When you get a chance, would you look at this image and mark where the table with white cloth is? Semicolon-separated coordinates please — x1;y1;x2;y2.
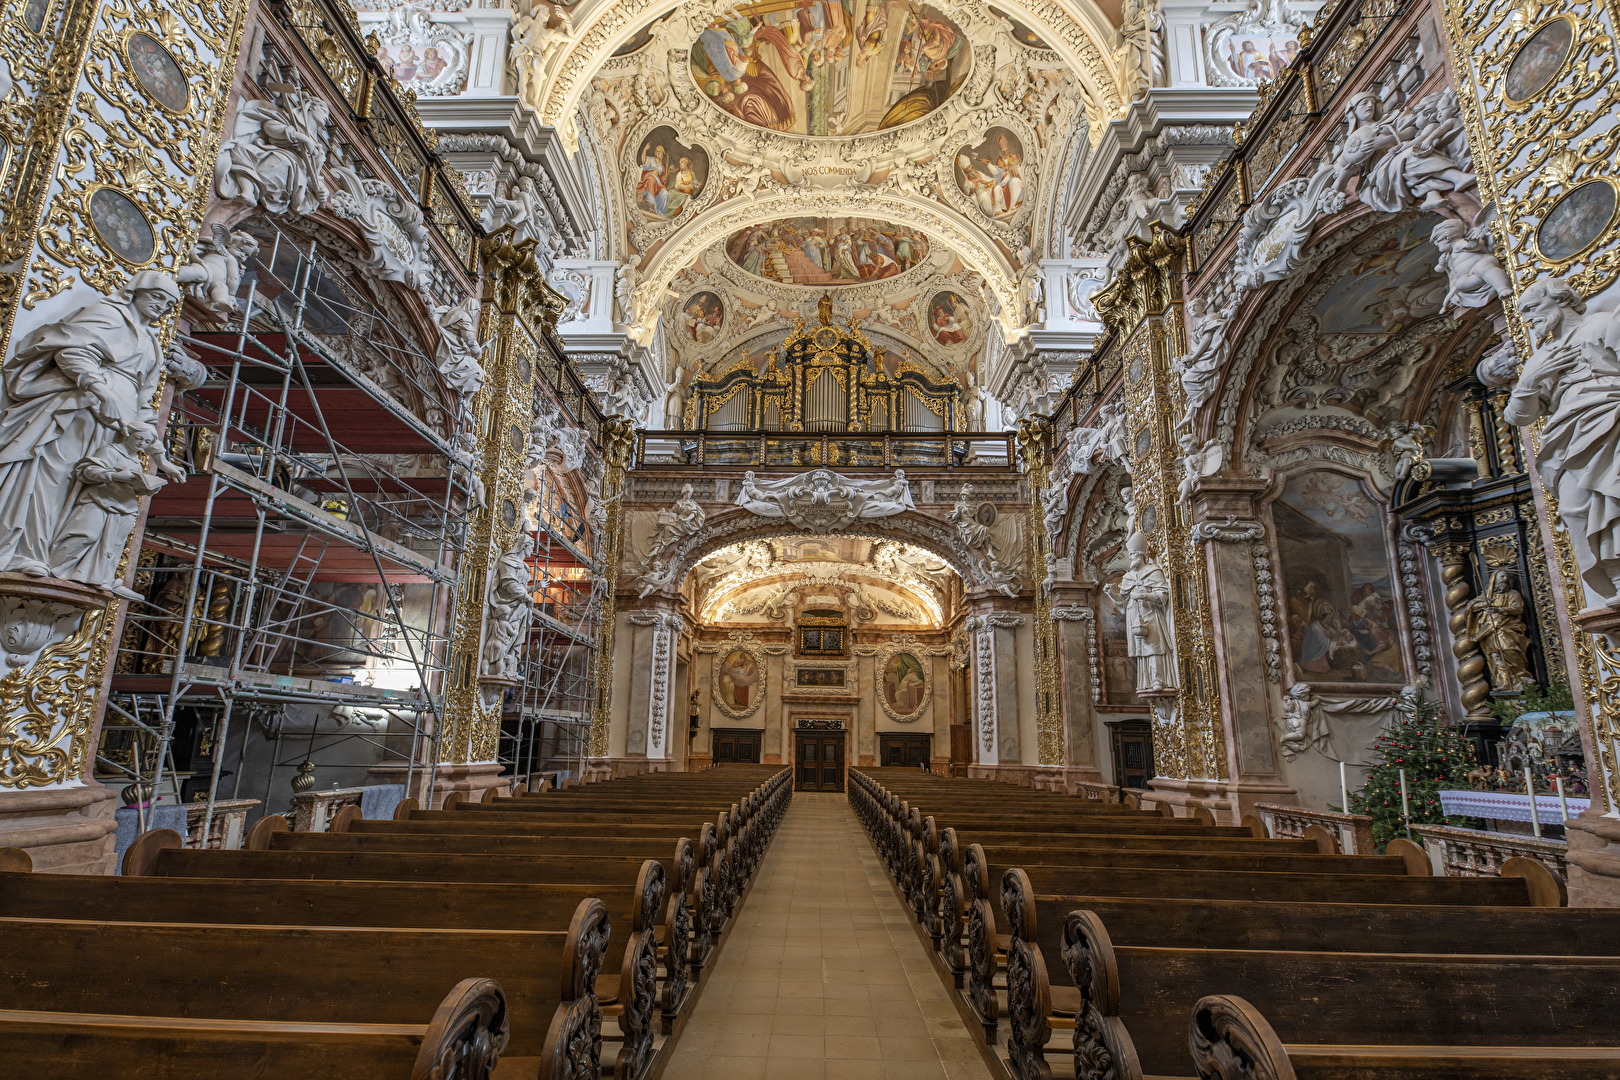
1437;788;1589;824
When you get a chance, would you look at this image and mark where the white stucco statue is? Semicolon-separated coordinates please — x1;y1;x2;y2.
1116;0;1165;102
1277;682;1328;759
0;271;182;588
1504;278;1620;605
1173;295;1234;423
1176;434;1223;499
647;483;706;558
664;366;691;428
1066;400;1129;474
736;468;914;531
176;224;260;314
1330;92;1396;193
53;425;185;599
214;89;331;217
948;482;1017;596
1431;220;1511;312
1104;531;1177;694
1384;420;1430;481
481;180;529;239
1358;88;1474;214
528;395;588;473
1111;173;1169;248
433;298;486;397
481;532;534;680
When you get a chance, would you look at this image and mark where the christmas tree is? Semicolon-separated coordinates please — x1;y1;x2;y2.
1348;691;1475;851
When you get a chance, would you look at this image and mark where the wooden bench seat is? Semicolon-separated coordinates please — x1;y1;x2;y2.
1192;996;1620;1080
1000;874;1618;1080
121;836;665;1070
0;980;509;1080
0;910;609;1078
1056;925;1620;1080
331;816;733;949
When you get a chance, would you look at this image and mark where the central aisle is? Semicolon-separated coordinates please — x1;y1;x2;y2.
664;792;994;1080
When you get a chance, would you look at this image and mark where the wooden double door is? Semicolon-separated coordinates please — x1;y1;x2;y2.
712;729;761;764
878;733;932;768
795;732;845;791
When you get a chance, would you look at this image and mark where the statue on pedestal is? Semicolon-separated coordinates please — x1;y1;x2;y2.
0;272;183;590
1105;532;1178;695
1466;570;1533;691
1503;277;1620;606
481;533;534;680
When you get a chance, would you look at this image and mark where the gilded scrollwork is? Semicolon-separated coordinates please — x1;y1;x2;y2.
0;597;111;787
1444;0;1620;811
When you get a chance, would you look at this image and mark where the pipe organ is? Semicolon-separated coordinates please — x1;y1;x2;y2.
689;297;962;433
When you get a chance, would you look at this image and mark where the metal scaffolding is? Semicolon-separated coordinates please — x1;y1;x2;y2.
100;217;478;838
502;428;605;784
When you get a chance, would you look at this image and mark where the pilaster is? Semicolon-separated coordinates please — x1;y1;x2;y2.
0;0;250;869
1442;0;1620;903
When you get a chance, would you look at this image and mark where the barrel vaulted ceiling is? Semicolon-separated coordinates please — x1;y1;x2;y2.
519;0;1123;392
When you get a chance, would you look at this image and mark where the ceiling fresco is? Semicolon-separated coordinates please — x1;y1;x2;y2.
1241;217;1465;445
573;0;1116;366
690;1;971;137
725;216;932;285
688;536;953;624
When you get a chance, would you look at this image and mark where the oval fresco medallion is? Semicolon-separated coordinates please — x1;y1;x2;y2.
690;1;970;136
1504;16;1576;105
1538;178;1618;263
634;126;709;221
127;32;190;112
718;648;762;713
88;187;155;265
683;291;725;344
928;291;970;346
954;127;1027;220
726;216;929;286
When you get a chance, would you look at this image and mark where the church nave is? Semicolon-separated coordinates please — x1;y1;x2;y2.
666;794;992;1080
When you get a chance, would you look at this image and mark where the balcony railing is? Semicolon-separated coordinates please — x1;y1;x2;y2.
633;430;1018;470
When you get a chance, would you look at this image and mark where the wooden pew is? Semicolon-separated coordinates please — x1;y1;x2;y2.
0;903;609;1079
1;978;509;1080
1;858;693;1031
122;831;663;1073
1189;992;1620;1080
1056;914;1620;1079
268;816;721;976
999;868;1616;1080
